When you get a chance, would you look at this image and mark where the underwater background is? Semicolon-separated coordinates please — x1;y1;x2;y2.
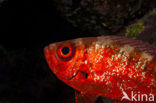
0;0;156;103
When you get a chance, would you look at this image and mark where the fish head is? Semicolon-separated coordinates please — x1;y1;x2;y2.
44;38;90;83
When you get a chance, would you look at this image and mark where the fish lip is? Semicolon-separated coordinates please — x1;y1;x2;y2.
65;70;80;80
67;70;89;80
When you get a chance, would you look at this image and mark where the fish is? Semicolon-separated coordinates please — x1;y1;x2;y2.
44;36;156;103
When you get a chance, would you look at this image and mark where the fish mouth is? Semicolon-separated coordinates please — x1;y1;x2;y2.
65;70;80;80
67;70;89;80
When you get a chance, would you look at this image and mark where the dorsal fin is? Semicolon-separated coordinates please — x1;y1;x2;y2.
103;36;156;56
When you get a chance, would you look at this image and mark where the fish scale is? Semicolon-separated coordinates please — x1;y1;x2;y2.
44;36;156;103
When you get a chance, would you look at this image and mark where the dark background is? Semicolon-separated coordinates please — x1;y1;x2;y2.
0;0;89;50
0;0;156;103
0;0;80;103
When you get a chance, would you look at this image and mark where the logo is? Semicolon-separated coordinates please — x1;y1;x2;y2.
120;87;154;102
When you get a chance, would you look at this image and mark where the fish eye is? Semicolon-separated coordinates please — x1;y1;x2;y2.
61;47;70;55
56;43;75;61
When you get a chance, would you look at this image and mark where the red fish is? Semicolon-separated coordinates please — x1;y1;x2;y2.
44;36;156;103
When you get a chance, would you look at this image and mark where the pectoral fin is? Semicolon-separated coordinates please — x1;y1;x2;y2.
75;91;99;103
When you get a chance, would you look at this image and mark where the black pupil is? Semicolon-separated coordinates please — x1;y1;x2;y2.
61;47;70;55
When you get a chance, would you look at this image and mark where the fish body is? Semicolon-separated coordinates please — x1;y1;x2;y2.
44;36;156;102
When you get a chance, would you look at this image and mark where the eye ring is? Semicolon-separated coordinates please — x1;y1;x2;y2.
56;43;75;61
60;46;71;57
